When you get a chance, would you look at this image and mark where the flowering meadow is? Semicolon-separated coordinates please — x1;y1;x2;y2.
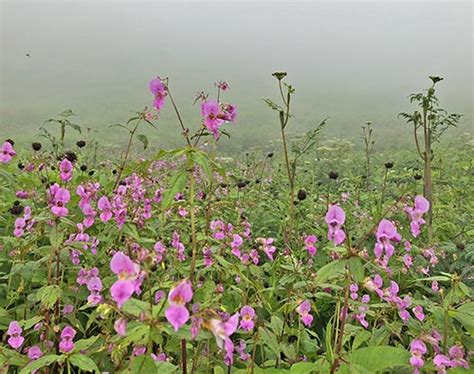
0;74;473;374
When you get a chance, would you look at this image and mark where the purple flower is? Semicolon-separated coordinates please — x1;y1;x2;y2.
98;196;113;222
165;281;193;331
27;345;43;361
412;305;425;321
350;283;359;300
0;141;16;163
257;237;276;261
114;318;127;336
149;78;167;113
405;196;429;237
59;158;73;182
201;100;224;140
239;306;255;332
409;339;427;371
7;321;24;350
296;300;313;327
374;219;401;259
49;184;70;217
304;235;318;257
207;312;239;366
325;205;346;245
59;326;76;353
109;252;142;308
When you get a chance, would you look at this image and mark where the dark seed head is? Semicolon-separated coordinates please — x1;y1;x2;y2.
80;165;87;171
288;335;298;343
267;152;274;158
18;163;24;170
255;178;261;184
456;243;465;250
385;161;394;169
32;142;42;151
237;180;246;189
219;183;228;188
64;152;77;163
76;140;86;148
88;170;95;176
112;169;117;175
329;171;338;180
5;139;14;146
297;189;307;200
10;204;24;215
414;174;422;180
13;200;20;206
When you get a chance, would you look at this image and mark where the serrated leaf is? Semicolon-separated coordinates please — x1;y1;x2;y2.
69;354;99;373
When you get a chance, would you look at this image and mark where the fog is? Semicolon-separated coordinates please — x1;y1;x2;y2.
1;0;472;151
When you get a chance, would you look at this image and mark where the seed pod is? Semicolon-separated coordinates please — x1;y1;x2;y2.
297;189;307;200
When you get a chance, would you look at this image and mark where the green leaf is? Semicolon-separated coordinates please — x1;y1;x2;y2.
162;171;187;209
348;257;364;282
348;346;410;371
454;302;474;335
131;355;158;373
155;361;179;373
316;259;346;285
37;285;62;309
73;335;100;352
20;355;59;374
137;134;149;150
290;362;322;373
259;327;280;358
69;354;99;373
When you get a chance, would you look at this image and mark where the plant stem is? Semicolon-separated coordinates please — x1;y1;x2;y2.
181;339;187;374
188;157;198;284
113;119;141;189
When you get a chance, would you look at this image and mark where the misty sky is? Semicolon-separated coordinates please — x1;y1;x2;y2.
0;0;472;149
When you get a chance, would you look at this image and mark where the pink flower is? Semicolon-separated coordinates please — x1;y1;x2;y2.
364;274;384;298
237;340;251;361
412;305;425;321
165;281;193;331
191;316;203;340
50;184;70;217
114;318;127;336
449;345;469;369
27;345;43;361
0;141;16;163
201;100;224;140
207;312;239;366
239;306;255;331
98;196;113;222
296;300;313;327
59;326;76;353
109;252;142;308
257;237;276;261
374;219;401;259
405;196;429;237
409;339;427;371
149;77;167;113
7;321;24;350
350;283;359;300
304;235;318;256
325;205;346;245
433;354;452;372
59;158;73;182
